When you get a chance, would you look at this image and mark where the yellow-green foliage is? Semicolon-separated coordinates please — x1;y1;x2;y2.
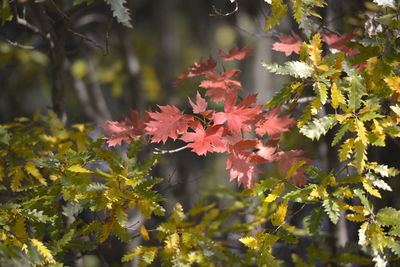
0;112;164;265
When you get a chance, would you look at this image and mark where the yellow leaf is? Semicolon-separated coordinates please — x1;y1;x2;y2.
239;236;259;249
0;164;4;182
372;119;384;135
336;200;350;210
0;230;7;240
331;83;346;109
165;233;180;252
339;138;355;162
11;166;24;192
362;179;381;198
72;124;85;132
25;162;47;185
335;113;352;123
310;186;327;199
384;76;400;93
67;165;93;173
297;98;321;128
140;225;150;241
286;161;306;178
331;53;344;82
181;232;195;247
317;64;329;71
31;238;55;263
355;119;368;145
263;233;280;245
349;205;370;216
15;217;29;239
310;97;321;115
272;200;288;226
346;213;366;222
122;246;144;262
354;139;367;173
316;82;328;104
308;33;322;66
264;183;285;203
98;221;114;243
358;222;369;246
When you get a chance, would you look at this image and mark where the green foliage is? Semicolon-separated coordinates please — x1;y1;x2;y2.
0;112;163;265
299;116;338;140
264;0;288;30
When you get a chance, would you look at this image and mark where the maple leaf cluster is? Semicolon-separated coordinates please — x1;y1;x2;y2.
272;31;359;56
102;46;312;188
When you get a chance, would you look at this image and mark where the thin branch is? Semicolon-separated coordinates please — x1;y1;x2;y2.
50;0;69;20
280;96;317;110
104;19;112;56
234;23;276;39
4;38;34;49
125;220;141;230
14;15;47;39
67;28;107;55
153;146;189;155
210;0;238;17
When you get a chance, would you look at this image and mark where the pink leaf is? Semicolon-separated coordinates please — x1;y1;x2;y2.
101;110;147;147
255;107;294;138
175;56;217;86
227;154;260;189
213;91;263;133
218;45;253;61
272;32;302;56
276;150;312;186
226;139;260;189
201;70;242;102
255;140;279;163
189;91;208;114
322;32;359;56
180;121;225;155
145;105;193;143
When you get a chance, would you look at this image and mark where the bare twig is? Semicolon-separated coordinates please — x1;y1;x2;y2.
153;146;189;155
13;9;47;39
210;0;238;17
67;28;107;55
33;4;66;120
50;0;69;20
280;96;317;110
4;38;34;49
104;19;112;56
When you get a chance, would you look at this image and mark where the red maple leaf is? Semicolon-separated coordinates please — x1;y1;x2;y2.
101;110;148;147
145;105;193;143
276;150;312;186
213;91;262;133
226;139;261;189
201;70;242;102
322;32;359;56
218;45;253;61
272;32;302;56
180;121;225;155
188;56;217;77
255;140;279;163
255;107;294;138
175;56;217;86
188;91;208;115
